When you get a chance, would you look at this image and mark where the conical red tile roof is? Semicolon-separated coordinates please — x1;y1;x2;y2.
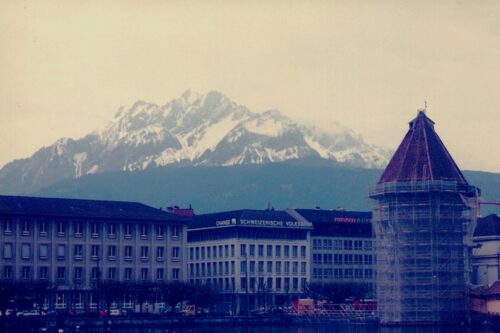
378;111;468;185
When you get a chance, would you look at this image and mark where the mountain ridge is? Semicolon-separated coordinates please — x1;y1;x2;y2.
0;90;390;194
30;158;500;215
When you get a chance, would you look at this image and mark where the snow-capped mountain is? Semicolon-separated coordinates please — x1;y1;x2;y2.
0;90;391;194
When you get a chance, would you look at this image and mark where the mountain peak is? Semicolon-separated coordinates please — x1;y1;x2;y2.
0;89;391;194
202;90;234;109
180;89;203;105
262;109;284;117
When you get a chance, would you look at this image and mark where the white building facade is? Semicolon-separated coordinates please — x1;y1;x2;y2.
472;214;500;287
187;210;312;314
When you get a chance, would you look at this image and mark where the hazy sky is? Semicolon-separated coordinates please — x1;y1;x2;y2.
1;1;499;173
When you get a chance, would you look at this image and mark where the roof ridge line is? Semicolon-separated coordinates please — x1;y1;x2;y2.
431;125;467;183
396;123;415;181
421;117;434;181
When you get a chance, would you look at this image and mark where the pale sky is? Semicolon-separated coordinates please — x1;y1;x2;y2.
1;1;499;173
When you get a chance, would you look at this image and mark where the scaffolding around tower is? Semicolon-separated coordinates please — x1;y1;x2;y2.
370;178;478;325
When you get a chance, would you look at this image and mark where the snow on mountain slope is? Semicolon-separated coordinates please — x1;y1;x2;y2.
240;110;289;137
197;110;319;165
179;112;246;160
73;152;87;178
300;122;388;166
0;89;391;194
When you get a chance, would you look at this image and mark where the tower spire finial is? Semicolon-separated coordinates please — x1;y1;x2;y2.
417;100;427;115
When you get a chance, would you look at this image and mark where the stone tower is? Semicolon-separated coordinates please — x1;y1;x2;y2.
369;111;477;324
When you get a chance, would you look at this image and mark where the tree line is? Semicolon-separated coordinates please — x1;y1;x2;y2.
0;279;220;313
94;280;220;313
0;280;53;314
305;282;373;303
0;279;373;314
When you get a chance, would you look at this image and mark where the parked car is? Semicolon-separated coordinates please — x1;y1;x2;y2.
16;310;41;317
109;309;123;316
23;310;44;317
181;305;196;316
0;309;15;317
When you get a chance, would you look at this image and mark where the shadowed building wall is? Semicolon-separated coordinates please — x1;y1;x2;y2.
0;195;188;310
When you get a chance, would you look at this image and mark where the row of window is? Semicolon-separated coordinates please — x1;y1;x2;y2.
240;260;307;275
49;292;134;310
240;244;307;258
312;239;372;251
188;260;308;278
190;261;235;277
312;253;373;265
189;244;308;261
189;276;307;292
1;219;181;239
240;276;306;291
312;268;373;279
2;243;180;262
193;277;236;291
1;265;180;281
189;244;235;260
189;229;308;242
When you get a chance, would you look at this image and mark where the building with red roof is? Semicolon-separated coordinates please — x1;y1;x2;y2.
470;280;500;316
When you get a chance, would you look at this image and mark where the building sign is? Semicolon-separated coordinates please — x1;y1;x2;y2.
212;218;312;228
332;217;371;223
215;218;237;226
239;219;312;228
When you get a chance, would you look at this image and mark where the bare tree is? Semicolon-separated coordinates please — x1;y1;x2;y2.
305;282;372;303
159;281;190;313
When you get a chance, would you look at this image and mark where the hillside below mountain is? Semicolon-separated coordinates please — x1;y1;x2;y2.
0;90;390;194
31;159;500;215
